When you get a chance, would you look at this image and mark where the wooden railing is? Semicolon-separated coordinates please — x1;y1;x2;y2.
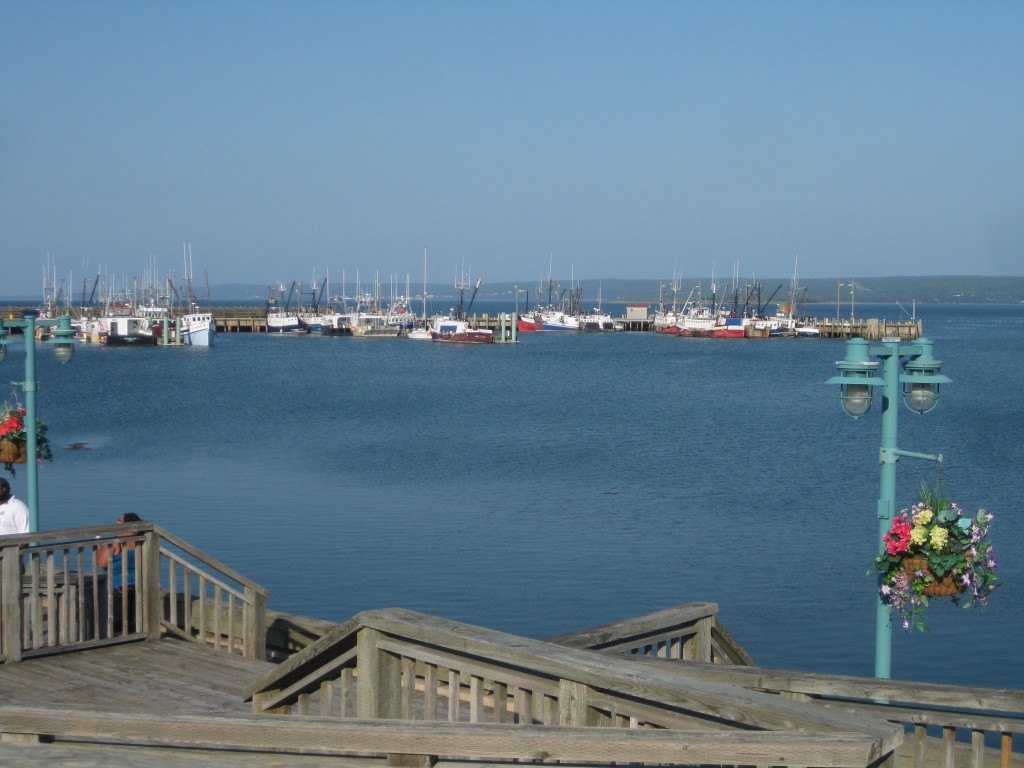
619;657;1024;768
244;607;902;768
0;523;268;662
0;706;900;767
546;600;756;665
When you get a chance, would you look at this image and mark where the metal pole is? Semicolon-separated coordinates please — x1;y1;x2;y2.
24;314;39;532
874;340;900;678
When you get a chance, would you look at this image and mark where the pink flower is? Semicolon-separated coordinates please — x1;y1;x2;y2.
884;516;912;555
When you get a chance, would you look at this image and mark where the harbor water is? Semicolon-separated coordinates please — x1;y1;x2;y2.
12;302;1024;689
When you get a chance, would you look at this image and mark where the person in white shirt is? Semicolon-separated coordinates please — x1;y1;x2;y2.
0;477;30;535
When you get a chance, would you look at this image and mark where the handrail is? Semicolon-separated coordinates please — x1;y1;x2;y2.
620;657;1024;765
245;607;903;768
154;524;269;598
0;705;894;767
0;523;268;663
546;601;756;665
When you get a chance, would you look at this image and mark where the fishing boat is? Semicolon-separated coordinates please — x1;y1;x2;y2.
538;309;579;331
351;313;405;338
93;312;159;345
267;307;305;334
266;283;306;334
652;278;683;334
516;311;542;332
429;272;493;343
428;315;493;343
578;310;620;332
180;308;216;346
709;317;746;338
177;246;216;345
578;285;619;331
320;312;354;336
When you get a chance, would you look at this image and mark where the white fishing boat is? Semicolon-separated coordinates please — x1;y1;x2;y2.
180;308;216;346
267;307;305;334
319;312;354;336
94;312;158;345
266;283;306;334
178;245;216;345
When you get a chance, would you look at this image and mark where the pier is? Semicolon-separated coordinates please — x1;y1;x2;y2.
2;306;924;339
207;308;921;339
1;523;1021;766
212;309;922;339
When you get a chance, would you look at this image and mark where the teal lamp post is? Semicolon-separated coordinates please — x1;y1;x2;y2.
0;310;77;532
827;336;951;679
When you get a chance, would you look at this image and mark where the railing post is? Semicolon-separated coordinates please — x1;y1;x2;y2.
142;530;161;640
1;544;23;662
356;626;401;719
694;615;713;662
244;585;266;660
559;679;591;726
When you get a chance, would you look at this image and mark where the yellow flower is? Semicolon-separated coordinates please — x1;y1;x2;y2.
914;508;934;526
930;526;949;550
910;526;928;546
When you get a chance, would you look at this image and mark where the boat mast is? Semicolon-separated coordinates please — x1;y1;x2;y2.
421;247;428;324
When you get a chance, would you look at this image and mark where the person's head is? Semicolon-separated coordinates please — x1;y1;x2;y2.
118;512;142;524
0;478;11;504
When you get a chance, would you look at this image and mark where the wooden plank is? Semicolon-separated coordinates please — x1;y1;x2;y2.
0;707;891;767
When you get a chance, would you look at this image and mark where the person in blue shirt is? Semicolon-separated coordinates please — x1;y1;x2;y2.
96;513;142;632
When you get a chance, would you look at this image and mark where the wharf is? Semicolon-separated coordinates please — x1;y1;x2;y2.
1;307;922;339
209;308;921;339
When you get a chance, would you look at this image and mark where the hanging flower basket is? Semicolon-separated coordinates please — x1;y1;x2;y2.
1;403;54;475
874;483;998;633
902;556;964;597
0;440;27;465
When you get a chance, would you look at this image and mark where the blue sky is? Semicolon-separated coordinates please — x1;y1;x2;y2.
2;0;1022;297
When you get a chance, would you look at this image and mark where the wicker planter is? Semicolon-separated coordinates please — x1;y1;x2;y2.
903;556;964;597
0;441;28;464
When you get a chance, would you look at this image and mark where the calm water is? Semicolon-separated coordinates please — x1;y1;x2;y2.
10;303;1023;688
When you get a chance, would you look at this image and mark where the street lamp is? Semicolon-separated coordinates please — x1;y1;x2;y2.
827;336;951;679
0;310;76;532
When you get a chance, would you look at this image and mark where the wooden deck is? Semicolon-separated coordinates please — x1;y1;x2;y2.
0;637;322;766
1;524;1019;768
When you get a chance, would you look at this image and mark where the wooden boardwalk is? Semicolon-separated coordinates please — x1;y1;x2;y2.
0;638;382;766
0;523;1019;768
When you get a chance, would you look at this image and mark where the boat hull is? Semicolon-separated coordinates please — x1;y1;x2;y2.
181;314;215;346
267;313;305;334
104;334;158;346
430;331;494;343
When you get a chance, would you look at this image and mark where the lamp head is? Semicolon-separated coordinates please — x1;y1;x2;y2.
900;338;951;414
826;337;883;419
44;316;77;364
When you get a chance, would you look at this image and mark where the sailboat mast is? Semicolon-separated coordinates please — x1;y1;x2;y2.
421;247;428;323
